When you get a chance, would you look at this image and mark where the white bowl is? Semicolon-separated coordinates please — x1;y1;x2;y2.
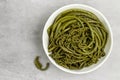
42;4;113;74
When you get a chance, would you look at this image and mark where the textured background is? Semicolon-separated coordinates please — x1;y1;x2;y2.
0;0;119;80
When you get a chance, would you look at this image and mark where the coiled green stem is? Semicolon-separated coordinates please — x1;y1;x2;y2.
34;56;50;71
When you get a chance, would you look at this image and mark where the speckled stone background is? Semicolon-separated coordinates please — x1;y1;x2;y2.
0;0;119;80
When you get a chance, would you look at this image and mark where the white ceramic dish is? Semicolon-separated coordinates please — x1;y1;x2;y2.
42;4;113;74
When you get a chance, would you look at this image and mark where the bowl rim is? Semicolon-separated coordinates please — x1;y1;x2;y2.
42;4;113;74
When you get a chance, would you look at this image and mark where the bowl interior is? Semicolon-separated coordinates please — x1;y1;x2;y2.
42;4;113;74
